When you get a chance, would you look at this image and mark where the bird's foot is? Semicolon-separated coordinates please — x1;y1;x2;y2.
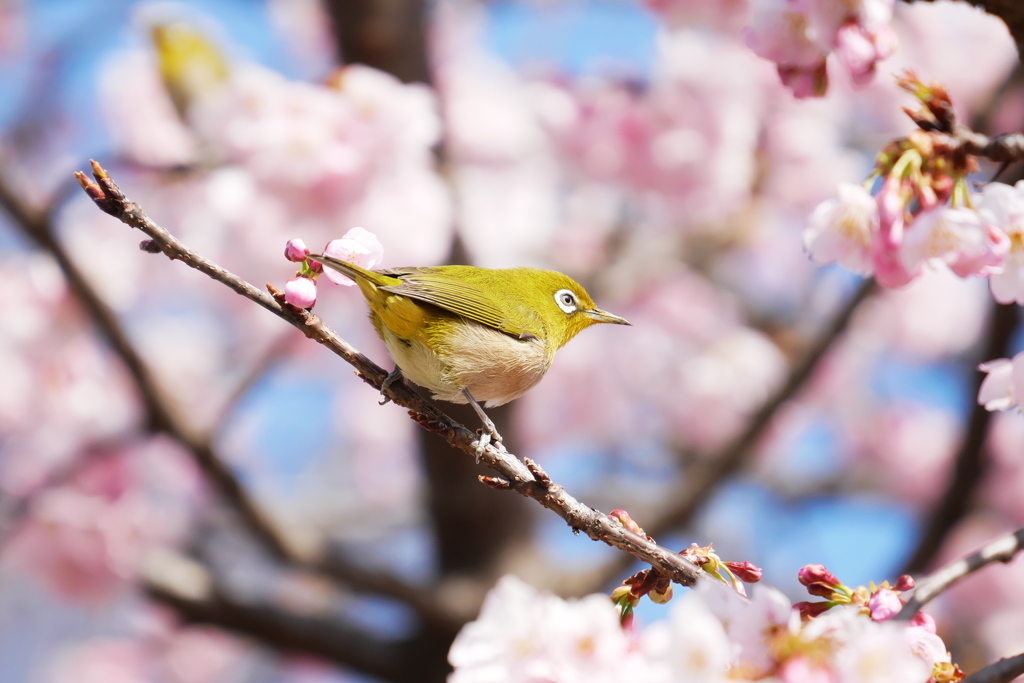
463;388;503;463
379;367;404;405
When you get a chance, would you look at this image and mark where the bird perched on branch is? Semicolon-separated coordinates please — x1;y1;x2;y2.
305;254;631;457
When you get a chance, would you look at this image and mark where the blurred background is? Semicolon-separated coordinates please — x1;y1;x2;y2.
1;0;1023;680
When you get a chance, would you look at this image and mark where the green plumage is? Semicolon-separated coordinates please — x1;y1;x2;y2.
305;253;630;407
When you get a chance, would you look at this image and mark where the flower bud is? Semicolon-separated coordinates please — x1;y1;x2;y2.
284;277;317;309
867;587;902;621
798;564;841;588
911;611;937;633
894;574;915;591
724;561;762;584
285;238;310;262
609;509;645;536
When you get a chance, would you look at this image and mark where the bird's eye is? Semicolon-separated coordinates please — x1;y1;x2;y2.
554;289;577;314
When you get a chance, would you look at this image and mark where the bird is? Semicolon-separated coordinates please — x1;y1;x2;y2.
305;254;631;457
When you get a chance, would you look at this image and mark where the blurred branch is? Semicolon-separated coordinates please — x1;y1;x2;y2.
143;550;440;683
209;329;295;435
0;169;460;633
324;0;431;84
576;278;878;593
902;302;1018;575
0;171;301;565
898;526;1024;618
74;161;703;589
962;652;1024;683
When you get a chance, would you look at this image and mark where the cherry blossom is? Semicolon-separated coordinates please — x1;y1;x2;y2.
977;180;1024;304
804;182;878;273
978;352;1024;412
900;206;1007;278
321;227;385;286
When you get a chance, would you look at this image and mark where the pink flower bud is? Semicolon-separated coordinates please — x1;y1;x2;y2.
284;238;310;262
894;574;915;591
798;564;841;588
867;587;902;621
910;611;937;633
609;509;646;536
724;561;763;583
284;277;317;309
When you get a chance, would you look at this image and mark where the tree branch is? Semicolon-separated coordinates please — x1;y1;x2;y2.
74;161;703;588
898;526;1024;618
142;550;438;683
0;171;301;564
962;652;1024;683
0;168;461;632
576;278;877;592
901;301;1018;575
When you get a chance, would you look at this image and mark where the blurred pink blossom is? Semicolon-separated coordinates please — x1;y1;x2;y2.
978;180;1024;304
448;575;644;683
744;0;829;98
8;487;156;603
978;352;1024;412
744;0;896;96
804;182;878;273
99;51;200;167
47;639;149;683
900;206;1007;278
867;588;902;621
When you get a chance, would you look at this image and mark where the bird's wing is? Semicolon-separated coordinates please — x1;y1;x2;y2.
378;268;531;339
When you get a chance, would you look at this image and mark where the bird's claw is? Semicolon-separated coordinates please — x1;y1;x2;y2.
379;367;403;405
474;425;503;464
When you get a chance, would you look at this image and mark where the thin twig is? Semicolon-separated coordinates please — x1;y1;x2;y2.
0;169;459;629
74;161;703;588
0;172;299;563
961;652;1024;683
142;551;433;683
898;526;1024;618
576;278;877;592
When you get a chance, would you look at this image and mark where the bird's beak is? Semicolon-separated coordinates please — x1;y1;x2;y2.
587;308;632;326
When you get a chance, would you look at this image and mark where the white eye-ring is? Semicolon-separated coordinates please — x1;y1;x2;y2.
554;289;578;314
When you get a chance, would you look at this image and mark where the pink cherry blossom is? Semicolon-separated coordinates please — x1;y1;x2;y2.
873;177;918;288
803;183;878;273
99;51;200;167
642;591;732;683
867;588;902;621
910;611;937;633
744;0;830;97
284;277;317;308
744;0;896;96
978;180;1024;304
448;575;645;683
900;206;1007;278
779;657;832;683
978;351;1024;412
321;227;384;286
